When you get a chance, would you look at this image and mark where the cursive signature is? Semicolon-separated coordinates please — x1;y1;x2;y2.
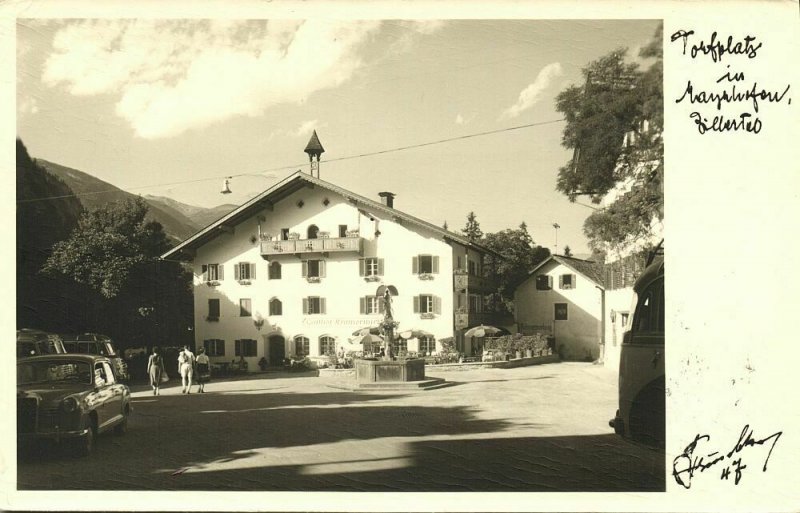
673;425;782;488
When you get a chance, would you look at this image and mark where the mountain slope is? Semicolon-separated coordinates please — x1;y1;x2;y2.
36;159;200;242
145;194;238;230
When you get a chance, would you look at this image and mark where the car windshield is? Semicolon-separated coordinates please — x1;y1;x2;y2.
17;360;92;385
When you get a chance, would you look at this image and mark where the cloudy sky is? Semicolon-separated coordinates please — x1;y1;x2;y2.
17;19;660;254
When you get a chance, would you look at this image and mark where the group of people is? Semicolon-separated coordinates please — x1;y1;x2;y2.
146;345;211;395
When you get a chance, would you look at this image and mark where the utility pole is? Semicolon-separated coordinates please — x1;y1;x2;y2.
552;223;560;255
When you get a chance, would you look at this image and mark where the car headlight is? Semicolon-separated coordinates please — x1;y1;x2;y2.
62;396;79;412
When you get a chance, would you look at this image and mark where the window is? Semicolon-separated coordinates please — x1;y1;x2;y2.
392;338;408;355
281;228;290;240
239;298;252;317
235;262;256;280
359;258;384;277
269;298;282;316
307;224;319;239
203;263;224;281
414;295;441;315
269;261;282;280
633;278;664;333
620;312;630;327
102;362;117;384
204;339;225;356
456;255;463;271
94;363;108;387
339;225;348;238
469;294;482;313
235;339;257;357
468;260;477;276
207;299;220;320
554;303;569;321
536;275;553;290
419;336;436;354
302;259;325;278
360;296;383;315
559;274;576;289
413;255;439;274
319;336;336;356
294;336;310;357
303;297;326;315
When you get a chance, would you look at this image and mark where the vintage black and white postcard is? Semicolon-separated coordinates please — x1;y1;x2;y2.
2;1;798;511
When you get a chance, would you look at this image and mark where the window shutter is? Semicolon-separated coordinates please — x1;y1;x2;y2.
378;298;385;313
234;263;240;280
413;296;420;313
251;264;256;279
302;298;309;314
321;298;327;314
320;260;326;278
359;259;365;276
235;339;241;356
572;274;576;287
202;265;208;281
219;265;224;280
377;258;385;276
558;275;563;288
432;256;439;274
548;276;553;288
434;296;441;315
302;261;308;277
360;297;366;314
412;256;419;274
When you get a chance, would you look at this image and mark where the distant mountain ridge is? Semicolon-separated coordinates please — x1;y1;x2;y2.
36;159;236;242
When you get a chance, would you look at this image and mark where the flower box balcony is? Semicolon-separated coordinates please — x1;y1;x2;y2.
261;236;364;257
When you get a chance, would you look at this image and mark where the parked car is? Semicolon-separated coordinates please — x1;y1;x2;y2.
609;249;665;448
17;354;131;456
17;329;66;358
62;333;130;381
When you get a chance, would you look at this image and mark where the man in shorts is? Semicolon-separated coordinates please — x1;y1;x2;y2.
178;345;195;394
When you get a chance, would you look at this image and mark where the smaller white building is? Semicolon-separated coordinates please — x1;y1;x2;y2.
514;256;605;361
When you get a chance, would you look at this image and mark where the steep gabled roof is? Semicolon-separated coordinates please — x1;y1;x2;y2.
525;254;605;289
161;171;499;260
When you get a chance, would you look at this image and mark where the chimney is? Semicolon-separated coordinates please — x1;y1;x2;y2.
378;192;395;208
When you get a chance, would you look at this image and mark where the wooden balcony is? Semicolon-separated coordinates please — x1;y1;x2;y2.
453;271;496;292
261;236;364;257
454;311;498;330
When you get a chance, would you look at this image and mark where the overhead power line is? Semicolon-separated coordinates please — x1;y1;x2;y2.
16;118;566;205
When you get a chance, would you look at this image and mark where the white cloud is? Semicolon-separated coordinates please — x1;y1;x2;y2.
501;62;563;120
268;119;327;141
42;19;380;139
386;20;446;55
454;113;475;125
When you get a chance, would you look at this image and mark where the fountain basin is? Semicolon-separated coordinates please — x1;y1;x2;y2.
356;357;426;383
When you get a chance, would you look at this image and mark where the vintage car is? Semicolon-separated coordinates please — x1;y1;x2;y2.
17;354;131;456
609;249;665;448
17;329;66;358
62;333;130;381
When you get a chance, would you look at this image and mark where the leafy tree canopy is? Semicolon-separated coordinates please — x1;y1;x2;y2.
483;222;550;310
555;24;663;253
43;197;171;298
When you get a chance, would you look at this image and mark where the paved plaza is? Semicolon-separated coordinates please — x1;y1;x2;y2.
18;362;664;491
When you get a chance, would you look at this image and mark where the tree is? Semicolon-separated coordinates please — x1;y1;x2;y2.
563;245;573;257
483;222;550;313
555;24;663;253
461;211;483;242
442;220;449;231
42;197;193;349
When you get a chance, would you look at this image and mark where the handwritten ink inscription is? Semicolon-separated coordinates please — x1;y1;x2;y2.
672;424;782;488
671;30;792;134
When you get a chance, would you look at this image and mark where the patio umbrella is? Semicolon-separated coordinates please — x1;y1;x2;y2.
350;333;384;345
463;325;509;338
399;329;433;340
352;326;381;336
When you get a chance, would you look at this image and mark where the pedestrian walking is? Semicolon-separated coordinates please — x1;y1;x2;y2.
178;345;195;394
195;347;211;393
146;347;166;396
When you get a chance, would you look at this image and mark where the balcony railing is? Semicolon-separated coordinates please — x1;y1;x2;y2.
453;271;496;292
261;236;364;257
